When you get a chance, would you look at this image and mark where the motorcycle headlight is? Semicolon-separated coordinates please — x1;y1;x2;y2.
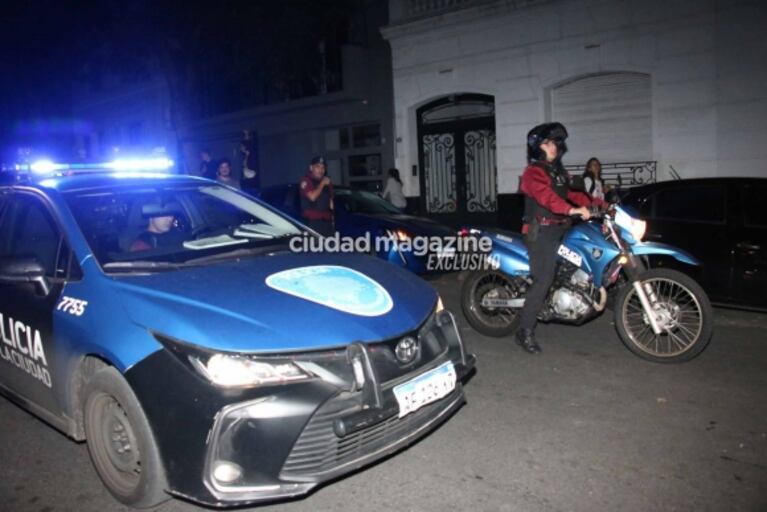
631;219;647;242
191;354;312;388
614;206;647;242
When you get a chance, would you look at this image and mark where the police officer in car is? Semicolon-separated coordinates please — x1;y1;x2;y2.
516;122;603;354
299;156;335;236
130;202;183;252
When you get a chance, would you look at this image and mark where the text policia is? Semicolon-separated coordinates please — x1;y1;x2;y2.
288;232;500;271
0;313;52;388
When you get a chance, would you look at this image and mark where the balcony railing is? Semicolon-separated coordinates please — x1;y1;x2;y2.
565;161;657;188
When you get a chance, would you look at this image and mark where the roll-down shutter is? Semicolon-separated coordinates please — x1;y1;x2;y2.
550;72;652;164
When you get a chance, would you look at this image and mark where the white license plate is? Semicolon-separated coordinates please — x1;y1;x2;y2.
393;362;457;418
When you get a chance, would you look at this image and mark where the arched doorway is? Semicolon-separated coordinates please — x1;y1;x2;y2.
417;94;497;226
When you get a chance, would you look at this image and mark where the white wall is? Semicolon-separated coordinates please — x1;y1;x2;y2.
383;0;767;196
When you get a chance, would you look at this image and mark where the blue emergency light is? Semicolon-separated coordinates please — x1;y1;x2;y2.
13;157;175;177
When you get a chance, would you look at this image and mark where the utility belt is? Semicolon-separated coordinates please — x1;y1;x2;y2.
524;216;571;243
537;216;570;226
302;209;333;221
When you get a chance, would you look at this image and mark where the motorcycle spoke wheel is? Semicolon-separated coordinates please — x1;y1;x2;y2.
474;273;520;327
461;271;523;337
621;277;703;358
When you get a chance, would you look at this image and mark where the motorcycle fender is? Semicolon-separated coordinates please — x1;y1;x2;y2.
631;242;700;266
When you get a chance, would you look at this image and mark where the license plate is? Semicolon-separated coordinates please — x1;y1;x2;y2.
393;362;457;418
557;244;583;267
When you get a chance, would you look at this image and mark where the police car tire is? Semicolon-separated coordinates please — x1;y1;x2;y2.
83;366;169;508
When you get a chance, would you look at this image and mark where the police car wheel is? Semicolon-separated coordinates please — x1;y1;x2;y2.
84;366;169;508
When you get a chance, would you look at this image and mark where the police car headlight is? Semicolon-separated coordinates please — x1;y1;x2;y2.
389;229;412;242
192;354;312;388
154;333;314;388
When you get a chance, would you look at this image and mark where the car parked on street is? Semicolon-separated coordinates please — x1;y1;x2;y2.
0;163;475;508
620;177;767;311
260;184;457;273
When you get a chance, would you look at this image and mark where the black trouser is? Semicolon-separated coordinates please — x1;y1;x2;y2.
518;224;568;331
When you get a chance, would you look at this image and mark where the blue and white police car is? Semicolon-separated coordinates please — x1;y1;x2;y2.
0;160;475;508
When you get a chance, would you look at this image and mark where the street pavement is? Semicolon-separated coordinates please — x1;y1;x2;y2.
1;272;765;512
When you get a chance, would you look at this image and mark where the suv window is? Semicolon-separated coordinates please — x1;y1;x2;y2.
653;185;726;223
742;183;767;227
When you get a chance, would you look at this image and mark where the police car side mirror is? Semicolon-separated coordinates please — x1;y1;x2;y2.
0;256;51;296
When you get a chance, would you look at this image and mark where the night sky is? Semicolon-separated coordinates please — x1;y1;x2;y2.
0;0;360;162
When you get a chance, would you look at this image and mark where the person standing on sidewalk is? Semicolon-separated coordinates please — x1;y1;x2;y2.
299;156;335;236
382;168;407;211
516;122;601;354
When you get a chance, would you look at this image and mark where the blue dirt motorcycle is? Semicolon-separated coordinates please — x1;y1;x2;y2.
460;206;713;363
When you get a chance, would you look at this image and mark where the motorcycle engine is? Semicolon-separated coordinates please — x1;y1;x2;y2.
551;287;592;320
550;268;594;320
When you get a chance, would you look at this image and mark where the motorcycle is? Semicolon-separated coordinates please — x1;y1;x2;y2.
460;206;713;363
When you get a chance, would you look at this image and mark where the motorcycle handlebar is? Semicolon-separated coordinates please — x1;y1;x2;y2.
569;206;609;221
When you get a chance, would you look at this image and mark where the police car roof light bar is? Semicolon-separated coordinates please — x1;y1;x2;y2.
14;158;174;178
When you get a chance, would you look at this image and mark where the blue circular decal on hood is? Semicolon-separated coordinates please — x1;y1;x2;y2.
265;265;394;317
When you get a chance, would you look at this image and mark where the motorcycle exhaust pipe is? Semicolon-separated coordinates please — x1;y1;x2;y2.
591;287;608;312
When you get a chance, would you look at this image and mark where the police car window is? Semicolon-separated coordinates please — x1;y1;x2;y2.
63;184;301;267
0;195;64;278
0;190;8;217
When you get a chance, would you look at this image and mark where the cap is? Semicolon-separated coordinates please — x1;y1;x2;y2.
310;155;326;166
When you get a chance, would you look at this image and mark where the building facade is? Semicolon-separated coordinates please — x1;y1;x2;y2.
69;2;394;194
181;1;394;192
382;0;767;225
71;77;175;161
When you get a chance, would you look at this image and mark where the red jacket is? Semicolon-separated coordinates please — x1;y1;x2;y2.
519;163;604;232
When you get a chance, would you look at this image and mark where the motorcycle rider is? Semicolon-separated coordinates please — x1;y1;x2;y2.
516;122;603;354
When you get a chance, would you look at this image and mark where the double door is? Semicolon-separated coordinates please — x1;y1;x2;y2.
417;95;497;227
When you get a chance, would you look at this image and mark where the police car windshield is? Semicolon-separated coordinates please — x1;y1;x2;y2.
335;189;402;215
63;184;302;270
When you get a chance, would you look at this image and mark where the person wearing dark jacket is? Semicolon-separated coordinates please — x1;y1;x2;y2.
516;122;603;354
299;156;334;236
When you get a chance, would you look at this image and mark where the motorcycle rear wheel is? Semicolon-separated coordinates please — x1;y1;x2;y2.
614;268;713;363
461;271;522;337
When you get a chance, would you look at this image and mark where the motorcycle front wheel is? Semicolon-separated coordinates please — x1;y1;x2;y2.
614;268;713;363
461;271;522;337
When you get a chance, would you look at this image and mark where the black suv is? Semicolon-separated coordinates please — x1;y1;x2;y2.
621;178;767;311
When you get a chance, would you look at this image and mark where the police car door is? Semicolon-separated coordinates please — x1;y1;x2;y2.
0;190;69;416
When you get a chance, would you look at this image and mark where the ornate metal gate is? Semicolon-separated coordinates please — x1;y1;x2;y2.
418;94;496;222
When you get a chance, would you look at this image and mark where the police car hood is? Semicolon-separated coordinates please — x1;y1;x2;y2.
114;253;437;353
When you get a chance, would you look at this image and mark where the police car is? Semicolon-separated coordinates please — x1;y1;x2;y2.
0;160;475;508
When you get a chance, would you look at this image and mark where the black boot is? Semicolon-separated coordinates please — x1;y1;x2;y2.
515;328;541;354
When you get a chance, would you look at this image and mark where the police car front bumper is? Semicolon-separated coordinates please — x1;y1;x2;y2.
126;310;475;507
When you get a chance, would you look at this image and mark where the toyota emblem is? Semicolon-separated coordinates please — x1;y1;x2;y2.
395;336;419;364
